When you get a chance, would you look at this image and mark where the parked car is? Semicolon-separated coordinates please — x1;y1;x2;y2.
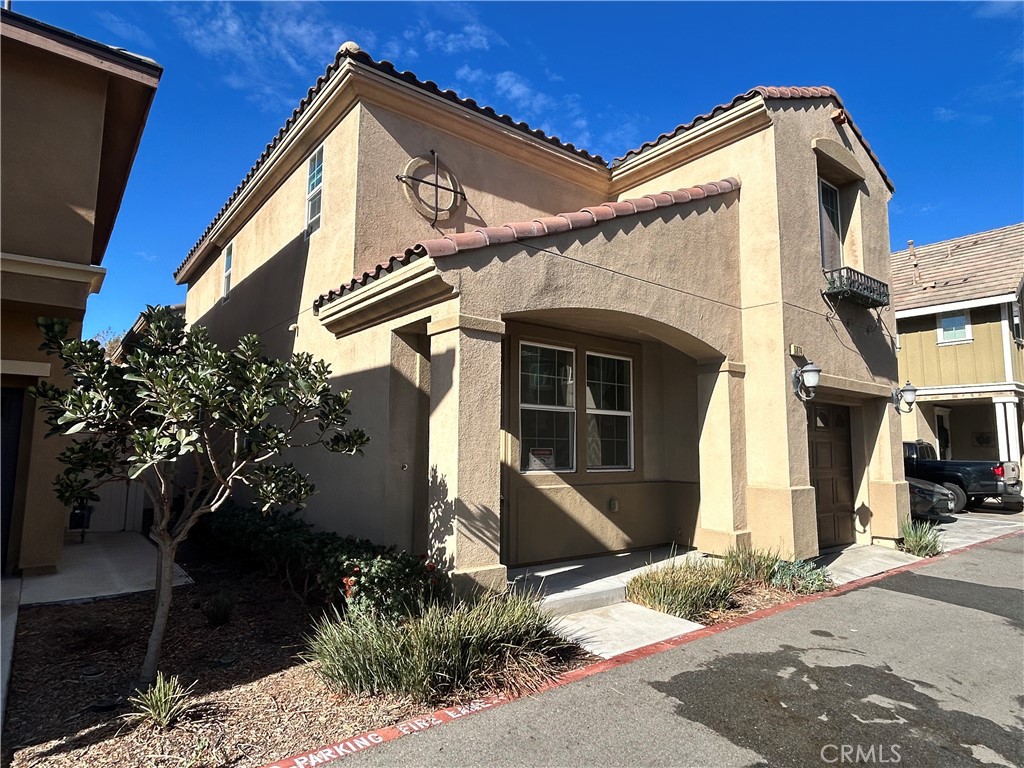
908;477;955;518
903;440;1024;514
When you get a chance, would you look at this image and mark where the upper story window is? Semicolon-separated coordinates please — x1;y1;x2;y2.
1013;301;1022;344
818;178;843;271
306;146;324;236
222;242;233;299
937;310;971;345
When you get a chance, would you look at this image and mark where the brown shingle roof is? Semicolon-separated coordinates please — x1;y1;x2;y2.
614;86;893;193
891;223;1024;312
313;178;740;315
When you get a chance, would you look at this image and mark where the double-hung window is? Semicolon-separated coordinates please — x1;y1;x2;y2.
818;178;843;270
306;146;324;236
222;242;233;299
519;343;575;472
585;353;633;469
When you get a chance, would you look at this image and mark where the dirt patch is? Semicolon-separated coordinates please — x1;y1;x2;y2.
703;584;809;625
4;550;553;768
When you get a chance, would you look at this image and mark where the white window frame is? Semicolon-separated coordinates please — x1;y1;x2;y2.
519;341;576;474
306;145;324;237
1013;301;1023;344
818;178;843;270
585;351;634;472
936;310;972;345
221;241;233;300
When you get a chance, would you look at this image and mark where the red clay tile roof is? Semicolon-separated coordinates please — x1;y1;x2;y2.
891;223;1024;312
312;178;740;315
614;86;893;193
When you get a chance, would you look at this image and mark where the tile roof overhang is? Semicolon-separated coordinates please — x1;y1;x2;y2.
891;222;1024;313
313;177;740;317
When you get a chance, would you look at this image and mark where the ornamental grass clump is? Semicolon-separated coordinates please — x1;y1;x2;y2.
305;591;577;704
722;546;783;585
900;517;944;558
625;558;740;623
123;672;197;730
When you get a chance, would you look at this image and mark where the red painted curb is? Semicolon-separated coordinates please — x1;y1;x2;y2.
261;527;1022;768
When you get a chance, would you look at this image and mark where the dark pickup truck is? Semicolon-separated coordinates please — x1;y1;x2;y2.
903;440;1023;514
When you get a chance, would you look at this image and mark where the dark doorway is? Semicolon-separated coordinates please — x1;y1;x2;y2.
809;402;856;549
2;387;26;572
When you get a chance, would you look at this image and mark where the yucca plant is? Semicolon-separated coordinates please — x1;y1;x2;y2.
771;559;833;594
123;672;197;729
901;517;944;558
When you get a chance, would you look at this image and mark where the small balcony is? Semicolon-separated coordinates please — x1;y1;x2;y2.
822;266;889;309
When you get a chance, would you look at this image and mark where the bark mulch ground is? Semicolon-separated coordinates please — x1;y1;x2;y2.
2;553;423;768
704;583;816;625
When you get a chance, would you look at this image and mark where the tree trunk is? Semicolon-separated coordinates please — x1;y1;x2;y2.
139;535;177;687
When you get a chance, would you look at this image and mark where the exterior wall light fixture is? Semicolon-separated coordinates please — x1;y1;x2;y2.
793;361;822;402
892;381;918;413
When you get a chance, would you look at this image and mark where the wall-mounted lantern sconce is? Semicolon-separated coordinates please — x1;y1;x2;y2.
892;381;918;413
792;361;823;402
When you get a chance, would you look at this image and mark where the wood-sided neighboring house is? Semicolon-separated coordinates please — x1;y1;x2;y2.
174;42;908;589
893;223;1024;463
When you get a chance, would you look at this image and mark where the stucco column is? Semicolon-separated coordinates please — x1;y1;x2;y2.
992;398;1021;463
426;313;507;592
695;361;749;553
861;399;909;548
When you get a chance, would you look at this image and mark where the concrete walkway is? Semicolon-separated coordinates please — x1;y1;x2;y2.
556;602;704;659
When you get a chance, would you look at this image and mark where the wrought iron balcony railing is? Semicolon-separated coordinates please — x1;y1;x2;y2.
822;266;889;309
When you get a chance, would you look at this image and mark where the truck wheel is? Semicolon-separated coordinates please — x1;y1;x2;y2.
943;483;968;514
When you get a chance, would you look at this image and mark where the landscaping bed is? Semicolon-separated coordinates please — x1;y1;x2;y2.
1;546;586;768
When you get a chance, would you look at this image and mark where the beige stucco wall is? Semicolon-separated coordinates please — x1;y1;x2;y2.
898;306;1006;387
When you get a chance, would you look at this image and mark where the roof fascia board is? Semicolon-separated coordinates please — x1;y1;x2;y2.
914;382;1024;397
317;257;455;338
895;292;1017;319
609;97;770;193
1;14;161;87
1;252;106;293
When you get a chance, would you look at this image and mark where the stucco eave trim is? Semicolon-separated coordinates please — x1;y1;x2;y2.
609;97;770;193
1;252;106;293
0;359;51;378
816;372;893;398
913;382;1024;398
894;292;1017;320
317;257;455;338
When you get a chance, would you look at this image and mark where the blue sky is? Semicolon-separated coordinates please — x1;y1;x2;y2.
15;1;1024;338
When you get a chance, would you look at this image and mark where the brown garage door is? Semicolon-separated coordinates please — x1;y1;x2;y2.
808;403;855;549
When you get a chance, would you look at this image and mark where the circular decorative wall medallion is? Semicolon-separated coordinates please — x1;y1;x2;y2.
399;152;465;223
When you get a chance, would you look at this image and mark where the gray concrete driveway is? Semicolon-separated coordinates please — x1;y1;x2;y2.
343;534;1024;768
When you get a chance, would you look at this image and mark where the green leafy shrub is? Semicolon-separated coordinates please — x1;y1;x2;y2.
626;559;740;623
201;594;234;627
771;559;833;594
124;672;196;729
723;547;782;585
900;517;944;558
200;505;450;619
306;591;577;704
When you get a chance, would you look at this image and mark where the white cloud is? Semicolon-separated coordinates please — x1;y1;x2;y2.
933;106;992;125
96;11;155;50
389;20;504;57
169;2;372;112
974;1;1023;19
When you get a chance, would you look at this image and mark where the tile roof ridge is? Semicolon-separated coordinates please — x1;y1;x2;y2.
313;176;740;315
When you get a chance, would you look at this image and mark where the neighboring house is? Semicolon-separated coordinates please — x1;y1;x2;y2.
175;42;908;590
893;224;1024;463
0;9;161;574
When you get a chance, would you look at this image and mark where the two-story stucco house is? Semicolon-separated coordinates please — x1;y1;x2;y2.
893;224;1024;471
0;9;161;575
174;42;909;590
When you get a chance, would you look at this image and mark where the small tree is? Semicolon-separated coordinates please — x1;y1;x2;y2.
31;306;368;685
